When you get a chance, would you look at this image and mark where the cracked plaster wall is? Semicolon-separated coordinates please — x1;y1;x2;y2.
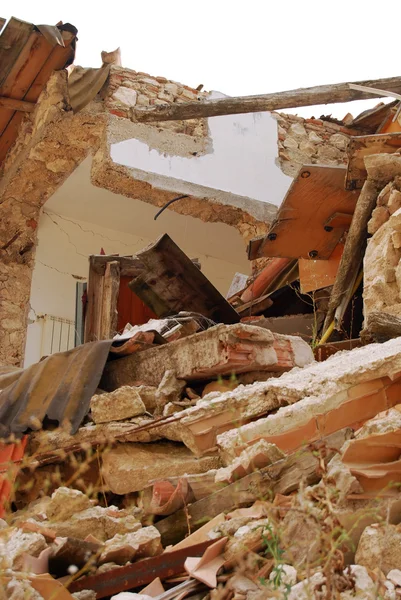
25;202;249;367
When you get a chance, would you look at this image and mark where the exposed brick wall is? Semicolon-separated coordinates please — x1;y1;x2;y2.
273;112;357;178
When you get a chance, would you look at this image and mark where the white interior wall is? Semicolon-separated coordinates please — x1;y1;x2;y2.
111;95;293;209
24;165;251;367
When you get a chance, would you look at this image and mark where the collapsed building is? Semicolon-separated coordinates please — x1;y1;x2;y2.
3;13;401;600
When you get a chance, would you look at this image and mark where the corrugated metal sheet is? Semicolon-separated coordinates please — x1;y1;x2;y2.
0;340;111;437
0;17;77;166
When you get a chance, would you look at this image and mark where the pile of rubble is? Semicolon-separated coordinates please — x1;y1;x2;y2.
5;89;401;599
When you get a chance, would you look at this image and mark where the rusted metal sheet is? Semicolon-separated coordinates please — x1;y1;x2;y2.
68;540;214;598
0;341;111;437
248;166;360;261
129;234;239;324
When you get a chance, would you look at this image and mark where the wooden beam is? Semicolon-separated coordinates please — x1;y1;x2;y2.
132;76;401;123
0;96;35;112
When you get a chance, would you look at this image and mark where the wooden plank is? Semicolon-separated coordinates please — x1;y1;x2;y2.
0;31;53;137
129;234;239;324
249;166;359;261
89;254;144;277
299;242;343;293
99;261;120;339
0;96;35;112
155;429;350;546
362;311;401;343
346;133;401;190
236;294;273;316
0;18;33;87
0;29;76;164
84;261;104;344
132;76;401;123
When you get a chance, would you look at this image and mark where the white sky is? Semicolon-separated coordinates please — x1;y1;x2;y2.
3;0;401;119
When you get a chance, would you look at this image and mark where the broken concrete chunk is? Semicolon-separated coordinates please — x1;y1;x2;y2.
281;506;322;568
224;518;270;562
72;591;97;600
355;524;401;575
136;385;158;413
368;205;389;234
364;208;401;325
101;324;314;390
155;370;186;415
0;528;47;570
388;189;401;215
90;387;146;424
215;338;401;463
50;506;141;541
102;442;221;494
387;569;401;587
215;440;285;484
99;526;162;565
46;487;94;522
6;578;44;600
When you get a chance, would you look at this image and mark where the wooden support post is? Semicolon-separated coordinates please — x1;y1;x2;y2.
131;76;401;123
0;96;35;112
323;179;380;332
99;261;120;340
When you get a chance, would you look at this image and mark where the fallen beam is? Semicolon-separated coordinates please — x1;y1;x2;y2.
131;76;401;122
155;429;349;546
0;96;35;112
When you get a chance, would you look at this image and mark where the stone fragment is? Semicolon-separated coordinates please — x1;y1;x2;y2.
283;137;298;149
99;526;162;564
155;370;186;415
299;140;316;155
112;87;138;107
90;387;146;424
281;506;322;567
136;94;150;107
164;83;178;95
136;386;158;413
215;439;284;483
269;564;297;587
330;133;349;150
388;189;401;215
102;442;221;494
387;569;401;587
224;518;270;561
6;579;44;600
46;487;94;522
317;144;344;162
288;572;325;600
289;123;307;137
50;506;141;541
309;131;323;143
355;524;401;575
364;209;401;322
377;181;394;206
368;205;390;234
72;592;97;600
